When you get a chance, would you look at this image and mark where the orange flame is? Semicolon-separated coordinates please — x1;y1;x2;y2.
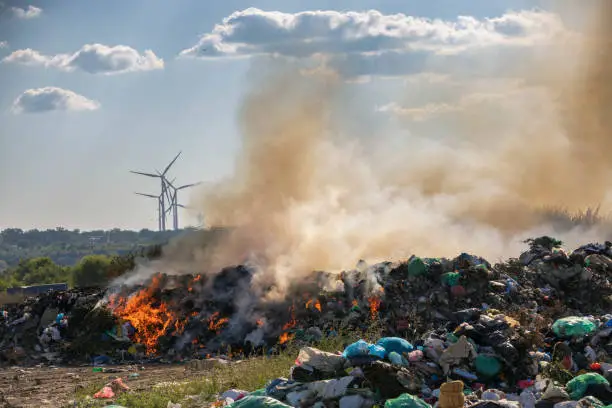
282;304;297;330
279;332;294;344
279;303;297;344
305;299;322;312
368;296;381;320
208;312;229;333
108;275;184;354
188;275;202;292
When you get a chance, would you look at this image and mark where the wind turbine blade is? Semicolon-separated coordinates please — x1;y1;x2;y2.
177;182;202;190
135;192;159;199
162;151;182;176
130;171;159;178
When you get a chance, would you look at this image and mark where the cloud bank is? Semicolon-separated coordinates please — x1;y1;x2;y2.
179;8;572;79
12;87;100;114
3;44;164;74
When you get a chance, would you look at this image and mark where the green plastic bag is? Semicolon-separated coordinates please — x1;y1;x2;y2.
566;373;609;400
408;257;428;277
250;389;266;397
474;355;501;378
442;272;461;287
385;393;432;408
552;317;597;338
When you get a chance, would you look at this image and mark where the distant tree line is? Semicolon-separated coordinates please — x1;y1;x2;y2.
0;244;164;290
0;227;227;290
0;227;191;269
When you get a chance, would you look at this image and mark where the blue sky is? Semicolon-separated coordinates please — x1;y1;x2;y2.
0;0;582;230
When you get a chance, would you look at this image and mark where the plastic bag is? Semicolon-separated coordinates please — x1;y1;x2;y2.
385;393;432;408
474;355;502;378
93;386;115;399
442;272;461;287
552;317;597;338
343;340;385;360
376;337;414;356
368;344;387;359
408;257;428;277
296;347;345;373
343;340;369;358
565;373;610;400
226;396;292;408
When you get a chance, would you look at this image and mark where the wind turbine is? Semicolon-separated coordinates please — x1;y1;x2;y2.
165;179;202;230
130;152;182;231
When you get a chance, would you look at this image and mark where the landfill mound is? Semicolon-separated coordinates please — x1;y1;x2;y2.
1;237;611;376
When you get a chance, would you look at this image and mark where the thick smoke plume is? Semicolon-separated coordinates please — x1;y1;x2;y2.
122;3;612;297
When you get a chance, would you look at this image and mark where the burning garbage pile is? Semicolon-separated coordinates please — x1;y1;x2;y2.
0;236;611;371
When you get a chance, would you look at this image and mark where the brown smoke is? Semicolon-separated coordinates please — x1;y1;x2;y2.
185;3;612;290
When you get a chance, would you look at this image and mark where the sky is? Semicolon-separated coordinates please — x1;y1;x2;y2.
0;0;598;231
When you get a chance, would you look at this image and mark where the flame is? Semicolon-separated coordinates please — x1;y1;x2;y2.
279;303;297;344
256;319;264;327
188;275;203;292
108;275;184;354
306;299;322;312
208;312;229;333
368;296;381;320
351;299;358;307
279;332;294;345
282;304;297;330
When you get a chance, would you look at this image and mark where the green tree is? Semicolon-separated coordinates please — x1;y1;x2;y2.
71;254;112;287
9;257;70;285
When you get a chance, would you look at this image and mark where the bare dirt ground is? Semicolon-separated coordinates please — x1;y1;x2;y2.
0;364;202;408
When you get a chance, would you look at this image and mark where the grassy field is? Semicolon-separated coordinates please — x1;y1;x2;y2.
72;330;378;408
75;353;297;408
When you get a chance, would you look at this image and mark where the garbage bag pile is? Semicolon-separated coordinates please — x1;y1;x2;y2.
208;331;612;408
0;236;611;372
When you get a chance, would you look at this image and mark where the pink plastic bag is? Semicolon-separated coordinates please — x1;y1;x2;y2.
93;386;115;399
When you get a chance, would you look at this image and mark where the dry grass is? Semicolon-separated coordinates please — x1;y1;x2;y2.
538;205;610;230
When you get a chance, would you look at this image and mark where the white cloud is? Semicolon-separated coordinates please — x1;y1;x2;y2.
11;87;100;114
2;44;164;74
0;41;7;49
9;5;42;19
180;8;567;60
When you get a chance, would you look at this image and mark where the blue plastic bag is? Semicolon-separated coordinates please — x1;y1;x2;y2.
368;344;386;359
376;337;414;357
343;340;370;358
343;340;386;360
